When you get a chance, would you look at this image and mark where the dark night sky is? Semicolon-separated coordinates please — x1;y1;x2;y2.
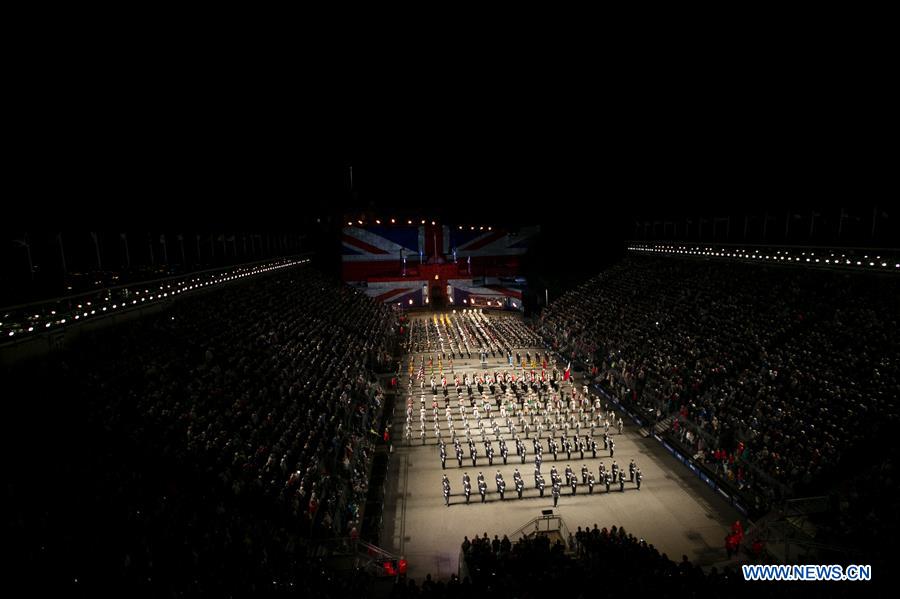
1;47;895;314
8;54;893;238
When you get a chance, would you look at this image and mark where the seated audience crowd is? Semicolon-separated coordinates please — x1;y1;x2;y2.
413;525;871;599
7;266;397;593
8;255;897;593
539;255;900;519
448;524;740;597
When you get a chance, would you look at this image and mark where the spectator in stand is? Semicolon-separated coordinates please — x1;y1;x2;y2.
457;524;744;596
538;255;900;516
7;265;398;594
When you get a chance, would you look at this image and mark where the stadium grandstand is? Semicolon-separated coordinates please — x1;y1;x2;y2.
4;65;897;594
5;197;897;597
8;34;900;599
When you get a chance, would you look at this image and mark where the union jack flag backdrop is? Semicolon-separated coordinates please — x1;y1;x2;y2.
342;224;539;309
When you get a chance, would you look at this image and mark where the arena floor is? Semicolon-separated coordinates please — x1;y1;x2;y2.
381;314;739;581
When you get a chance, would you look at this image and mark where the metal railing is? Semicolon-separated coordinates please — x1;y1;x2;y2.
509;513;571;547
310;536;404;576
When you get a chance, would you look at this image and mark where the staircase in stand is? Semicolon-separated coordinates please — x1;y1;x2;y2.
640;415;674;438
509;513;573;554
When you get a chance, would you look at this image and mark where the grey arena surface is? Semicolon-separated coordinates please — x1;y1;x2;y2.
380;314;739;581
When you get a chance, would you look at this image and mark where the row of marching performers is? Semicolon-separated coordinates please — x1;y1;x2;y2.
442;460;644;507
408;352;572;384
436;432;621;470
403;390;625;446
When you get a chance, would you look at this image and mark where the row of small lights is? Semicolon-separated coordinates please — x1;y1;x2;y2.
4;258;311;339
395;298;515;308
345;218;492;232
627;245;899;269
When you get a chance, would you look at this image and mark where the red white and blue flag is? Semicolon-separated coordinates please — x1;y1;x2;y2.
342;224;538;308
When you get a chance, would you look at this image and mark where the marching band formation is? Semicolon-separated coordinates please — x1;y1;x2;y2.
404;311;542;358
398;313;644;508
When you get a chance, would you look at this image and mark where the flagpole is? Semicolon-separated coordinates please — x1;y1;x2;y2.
17;234;34;281
91;232;102;271
121;233;130;269
58;233;67;276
